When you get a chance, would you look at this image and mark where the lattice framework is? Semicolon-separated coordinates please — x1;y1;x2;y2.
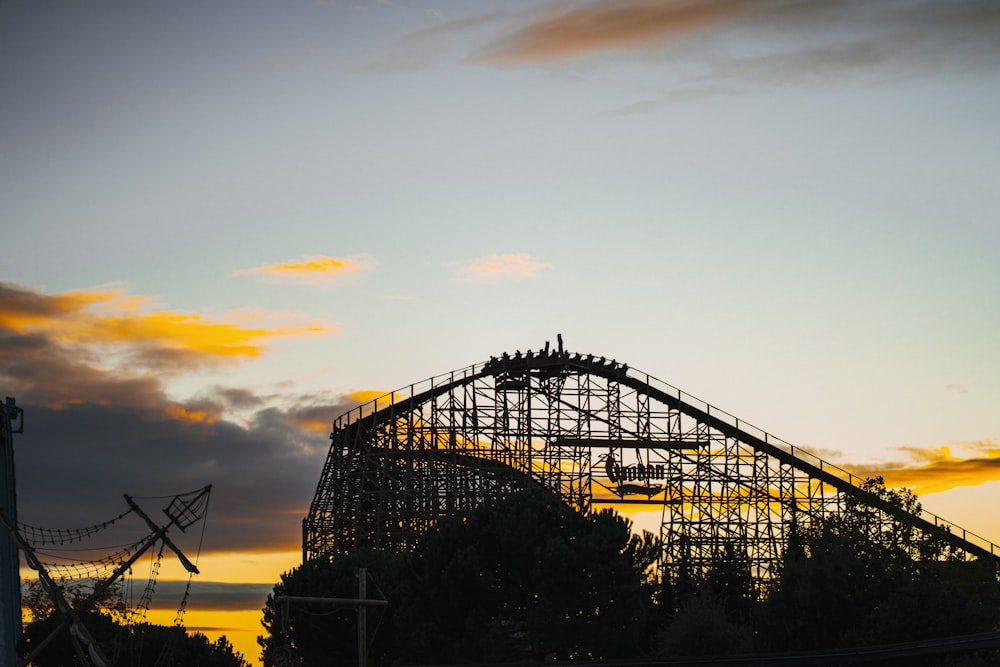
304;349;1000;595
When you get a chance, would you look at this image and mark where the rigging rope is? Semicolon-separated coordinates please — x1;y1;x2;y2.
173;489;210;627
15;487;213;667
36;541;145;580
16;508;134;546
135;542;165;625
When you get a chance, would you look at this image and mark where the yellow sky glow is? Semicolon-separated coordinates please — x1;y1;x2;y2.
150;551;302;664
155;549;302;585
145;608;264;666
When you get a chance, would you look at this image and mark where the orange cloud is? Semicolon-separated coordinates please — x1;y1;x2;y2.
456;253;552;283
348;390;405;405
285;413;332;437
0;282;336;372
230;253;376;285
280;404;340;438
475;0;759;64
165;403;223;425
850;439;1000;496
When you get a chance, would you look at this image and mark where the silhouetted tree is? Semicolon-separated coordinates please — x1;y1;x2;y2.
20;611;249;667
259;548;401;667
260;490;662;665
655;592;753;656
20;578;249;666
652;542;756;657
393;490;661;663
758;477;1000;654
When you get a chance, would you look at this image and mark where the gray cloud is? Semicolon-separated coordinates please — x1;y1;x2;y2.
12;398;341;554
0;282;359;557
148;582;276;612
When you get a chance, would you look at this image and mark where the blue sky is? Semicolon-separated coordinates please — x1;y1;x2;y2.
3;0;999;662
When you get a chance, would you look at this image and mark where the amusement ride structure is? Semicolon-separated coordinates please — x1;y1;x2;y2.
304;339;1000;594
0;398;212;667
5;487;211;667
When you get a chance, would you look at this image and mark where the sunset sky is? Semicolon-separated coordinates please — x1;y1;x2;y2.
2;0;999;663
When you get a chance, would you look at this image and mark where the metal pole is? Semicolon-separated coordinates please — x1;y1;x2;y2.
0;398;23;667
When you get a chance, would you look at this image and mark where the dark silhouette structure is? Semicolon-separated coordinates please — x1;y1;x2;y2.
303;344;999;594
1;398;24;667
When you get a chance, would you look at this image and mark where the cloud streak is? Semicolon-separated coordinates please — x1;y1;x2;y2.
456;253;552;283
470;0;1000;90
231;254;377;285
850;439;1000;496
474;0;764;64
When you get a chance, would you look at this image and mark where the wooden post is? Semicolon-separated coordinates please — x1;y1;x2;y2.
358;567;367;667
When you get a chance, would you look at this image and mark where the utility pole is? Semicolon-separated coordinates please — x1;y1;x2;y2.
0;398;23;667
275;568;387;667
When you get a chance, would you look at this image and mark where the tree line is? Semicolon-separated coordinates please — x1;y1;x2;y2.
19;578;250;667
259;479;1000;666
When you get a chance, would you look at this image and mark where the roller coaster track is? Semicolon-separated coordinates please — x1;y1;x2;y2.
305;348;1000;589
